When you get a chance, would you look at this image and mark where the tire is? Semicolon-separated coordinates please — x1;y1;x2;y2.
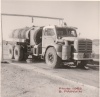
14;45;23;61
45;47;62;68
8;45;14;59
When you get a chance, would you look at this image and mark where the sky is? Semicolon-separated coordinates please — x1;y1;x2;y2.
1;1;100;40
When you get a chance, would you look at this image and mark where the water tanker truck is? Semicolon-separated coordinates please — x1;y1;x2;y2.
8;25;93;68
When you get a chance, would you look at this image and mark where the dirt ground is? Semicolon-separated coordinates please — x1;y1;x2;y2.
1;44;99;97
1;63;99;97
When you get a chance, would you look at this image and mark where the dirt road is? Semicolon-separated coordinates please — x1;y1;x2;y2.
1;62;99;97
1;44;99;97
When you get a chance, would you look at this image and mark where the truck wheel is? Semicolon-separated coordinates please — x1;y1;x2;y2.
8;45;14;59
14;45;23;61
45;47;62;68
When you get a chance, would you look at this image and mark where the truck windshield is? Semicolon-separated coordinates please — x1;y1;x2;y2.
56;28;77;38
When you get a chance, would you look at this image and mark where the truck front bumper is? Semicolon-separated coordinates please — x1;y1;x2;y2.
73;53;93;60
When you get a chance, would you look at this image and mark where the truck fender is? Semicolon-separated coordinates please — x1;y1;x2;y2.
44;44;62;58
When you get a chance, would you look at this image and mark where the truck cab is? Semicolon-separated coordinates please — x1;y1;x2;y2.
42;25;77;54
41;25;92;68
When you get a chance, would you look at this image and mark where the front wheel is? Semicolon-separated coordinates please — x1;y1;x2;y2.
45;47;62;68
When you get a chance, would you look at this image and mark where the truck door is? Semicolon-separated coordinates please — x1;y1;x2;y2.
42;27;56;54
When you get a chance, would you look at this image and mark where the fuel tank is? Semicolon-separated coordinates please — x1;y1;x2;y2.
62;41;71;60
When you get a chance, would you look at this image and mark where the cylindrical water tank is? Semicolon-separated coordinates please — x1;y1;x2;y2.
33;28;42;45
20;27;30;39
11;27;30;39
11;26;43;45
13;29;21;38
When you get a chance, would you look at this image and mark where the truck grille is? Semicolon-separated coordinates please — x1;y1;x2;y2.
78;40;92;53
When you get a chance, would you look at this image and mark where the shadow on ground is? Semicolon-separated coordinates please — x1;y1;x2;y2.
3;58;99;71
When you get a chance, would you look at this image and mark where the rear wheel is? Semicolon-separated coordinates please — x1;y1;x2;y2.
8;45;14;59
45;47;62;68
14;45;23;61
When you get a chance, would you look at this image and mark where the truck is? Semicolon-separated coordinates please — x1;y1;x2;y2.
8;24;93;68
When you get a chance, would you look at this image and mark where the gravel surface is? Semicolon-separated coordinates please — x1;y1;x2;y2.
1;63;99;97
